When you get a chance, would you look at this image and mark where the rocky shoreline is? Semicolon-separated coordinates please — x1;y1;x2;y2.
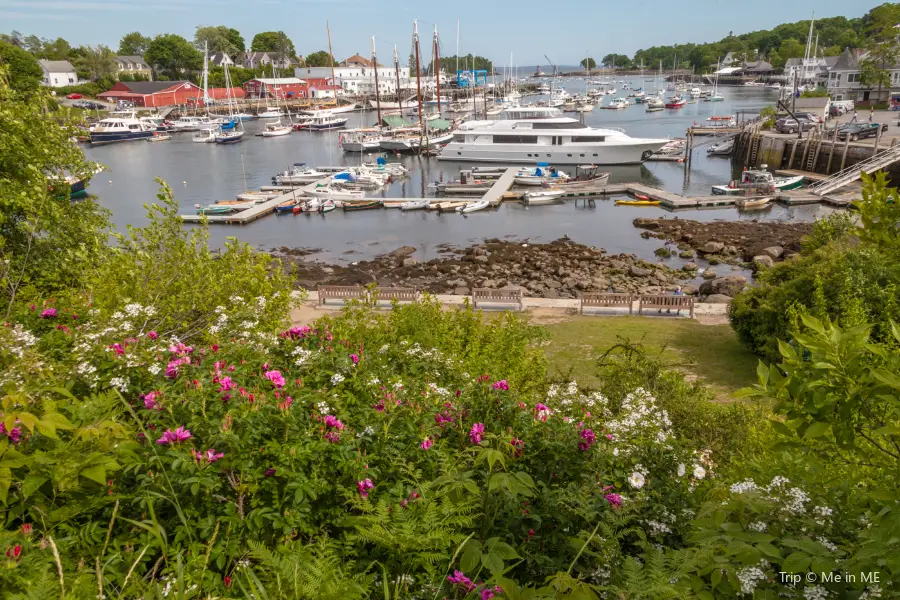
272;218;812;304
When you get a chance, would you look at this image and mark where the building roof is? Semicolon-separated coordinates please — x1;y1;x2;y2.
742;60;774;73
210;52;232;64
247;77;306;85
115;55;150;69
38;60;75;73
714;66;742;75
119;80;196;94
341;54;372;67
794;97;830;109
831;48;860;71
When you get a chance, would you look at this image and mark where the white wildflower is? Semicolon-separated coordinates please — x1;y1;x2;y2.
256;296;267;308
676;463;686;477
357;426;374;438
111;311;124;321
368;377;380;386
124;303;143;317
803;584;829;600
76;362;97;376
859;585;882;599
817;536;837;552
293;349;312;365
317;401;331;415
748;521;768;533
730;479;760;494
119;321;133;331
148;364;162;376
646;520;671;535
736;566;766;596
628;472;645;489
331;373;345;386
693;465;706;480
378;344;389;354
208;325;221;335
612;447;619;457
567;381;578;395
109;377;128;392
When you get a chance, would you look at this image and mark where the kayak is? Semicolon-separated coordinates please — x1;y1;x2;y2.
616;199;661;206
633;193;651;201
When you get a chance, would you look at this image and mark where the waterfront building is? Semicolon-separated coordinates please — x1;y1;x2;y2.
38;59;77;87
98;81;244;107
114;56;153;81
242;77;308;99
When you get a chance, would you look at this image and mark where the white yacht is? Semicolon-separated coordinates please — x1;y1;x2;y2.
438;117;668;165
501;105;563;119
89;115;156;145
170;116;213;132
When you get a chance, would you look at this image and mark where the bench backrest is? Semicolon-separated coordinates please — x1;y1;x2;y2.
581;292;632;307
639;295;694;309
318;285;367;300
473;288;523;303
374;287;418;302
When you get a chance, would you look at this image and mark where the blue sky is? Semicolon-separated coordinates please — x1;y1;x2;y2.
0;0;874;64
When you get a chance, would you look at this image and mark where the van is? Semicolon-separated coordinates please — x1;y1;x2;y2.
831;99;855;114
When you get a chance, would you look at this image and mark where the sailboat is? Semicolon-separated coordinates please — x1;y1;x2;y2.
706;57;725;102
193;43;219;143
216;63;244;144
260;64;292;137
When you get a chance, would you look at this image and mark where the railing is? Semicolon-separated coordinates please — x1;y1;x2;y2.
809;144;900;195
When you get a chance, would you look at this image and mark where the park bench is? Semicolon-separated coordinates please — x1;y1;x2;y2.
371;287;418;304
580;292;634;315
638;294;694;318
318;285;418;307
472;288;524;311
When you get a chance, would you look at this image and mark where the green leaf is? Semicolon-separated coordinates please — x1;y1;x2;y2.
460;540;481;573
756;543;782;560
81;465;107;485
0;467;10;505
711;568;722;588
873;369;900;390
781;552;810;573
756;361;771;385
21;475;48;499
492;541;520;560
481;551;504;575
804;422;830;439
874;425;900;437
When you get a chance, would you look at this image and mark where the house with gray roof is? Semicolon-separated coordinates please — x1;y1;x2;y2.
827;47;900;103
114;56;153;81
38;60;77;87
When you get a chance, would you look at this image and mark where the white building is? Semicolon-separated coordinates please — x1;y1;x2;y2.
783;56;837;84
38;60;77;87
295;65;449;95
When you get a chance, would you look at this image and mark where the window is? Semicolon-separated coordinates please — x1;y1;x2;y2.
493;135;537;144
848;73;860;83
574;136;606;142
452;134;466;142
533;122;588;130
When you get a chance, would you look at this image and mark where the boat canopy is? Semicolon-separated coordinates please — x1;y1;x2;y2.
292;162;307;167
376;157;387;165
221;120;237;130
536;162;550;167
534;168;543;176
333;172;356;182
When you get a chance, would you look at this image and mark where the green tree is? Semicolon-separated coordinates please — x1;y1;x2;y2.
0;69;110;313
39;37;72;61
117;31;151;56
194;25;244;56
304;50;332;67
250;31;295;63
776;38;805;62
74;45;117;82
0;40;43;94
768;49;784;69
144;34;203;79
602;53;632;69
580;57;596;70
859;2;900;102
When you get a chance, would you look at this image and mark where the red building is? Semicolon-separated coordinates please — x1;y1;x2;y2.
98;81;245;107
242;77;308;99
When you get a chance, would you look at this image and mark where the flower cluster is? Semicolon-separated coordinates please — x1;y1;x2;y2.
193;448;224;464
156;427;192;445
357;478;375;498
469;423;485;445
264;370;286;388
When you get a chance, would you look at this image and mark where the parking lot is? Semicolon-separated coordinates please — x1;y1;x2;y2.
770;107;900;149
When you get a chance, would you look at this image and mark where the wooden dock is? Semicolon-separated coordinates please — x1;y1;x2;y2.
181;176;332;224
481;168;518;206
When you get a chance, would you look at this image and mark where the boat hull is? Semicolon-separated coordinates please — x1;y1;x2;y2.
342;201;383;211
89;130;155;145
438;141;666;165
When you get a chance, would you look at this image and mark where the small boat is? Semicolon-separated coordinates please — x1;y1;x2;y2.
273;163;330;185
523;190;565;205
342;200;383;211
237;190;280;202
308;185;366;201
147;134;171;142
665;97;685;109
707;138;735;156
632;193;651;201
457;199;490;214
711;169;804;195
736;197;772;210
515;164;569;186
215;130;244;144
615;199;661;206
192;128;218;143
304;197;321;213
321;199;336;213
195;200;254;215
262;122;292;137
706;94;725;102
257;107;284;118
400;198;430;211
275;199;299;212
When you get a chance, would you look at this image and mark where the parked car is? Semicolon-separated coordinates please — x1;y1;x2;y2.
833;122;888;141
66;92;83;100
775;117;816;134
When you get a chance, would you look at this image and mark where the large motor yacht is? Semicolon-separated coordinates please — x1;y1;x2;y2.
437;116;668;165
89;115;156;145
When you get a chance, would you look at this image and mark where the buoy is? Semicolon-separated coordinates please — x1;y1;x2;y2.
183;181;187;185
108;180;112;184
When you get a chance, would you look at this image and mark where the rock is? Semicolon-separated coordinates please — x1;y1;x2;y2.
753;255;774;269
633;217;660;229
724;245;739;255
762;246;784;259
702;270;718;280
609;260;627;271
681;284;699;296
683;262;698;271
704;294;733;304
640;231;653;239
321;267;334;275
453;286;469;295
474;255;488;263
681;233;694;242
545;280;562;289
402;257;417;267
481;279;498;288
575;280;590;290
654;247;672;257
707;257;720;265
557;266;568;277
629;265;652;277
473;246;488;256
699;275;747;297
388;246;416;257
699;241;724;254
653;272;668;284
679;250;695;259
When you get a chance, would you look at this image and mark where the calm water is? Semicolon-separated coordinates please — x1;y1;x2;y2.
84;81;835;263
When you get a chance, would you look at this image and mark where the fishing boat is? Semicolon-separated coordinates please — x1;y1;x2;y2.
147;133;171;142
342;199;383;211
456;199;491;214
736;196;772;210
273;163;330;185
706;138;735;156
664;96;685;109
296;115;349;131
399;198;431;211
523;190;566;205
615;199;661;206
711;168;804;195
192;128;218;143
514;164;569;186
645;96;665;112
604;98;629;110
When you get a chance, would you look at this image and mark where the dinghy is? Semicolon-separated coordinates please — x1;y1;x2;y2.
523;190;566;205
456;199;490;214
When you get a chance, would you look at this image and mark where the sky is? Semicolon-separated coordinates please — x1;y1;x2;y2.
0;0;877;65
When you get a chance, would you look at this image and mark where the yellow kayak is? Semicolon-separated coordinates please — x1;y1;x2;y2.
616;199;661;206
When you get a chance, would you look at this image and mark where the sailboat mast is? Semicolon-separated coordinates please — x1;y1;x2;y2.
434;25;441;118
327;21;337;107
202;41;209;109
394;46;402;113
372;36;382;124
413;20;424;135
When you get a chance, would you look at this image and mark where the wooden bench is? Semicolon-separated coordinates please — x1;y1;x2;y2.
580;292;633;315
318;285;368;306
638;294;694;318
472;288;523;311
372;287;418;304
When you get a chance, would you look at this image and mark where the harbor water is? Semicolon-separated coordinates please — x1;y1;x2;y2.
84;81;836;264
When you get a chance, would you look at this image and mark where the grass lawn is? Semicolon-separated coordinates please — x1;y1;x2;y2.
541;316;759;399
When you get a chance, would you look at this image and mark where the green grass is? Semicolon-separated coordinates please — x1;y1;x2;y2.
541;316;759;399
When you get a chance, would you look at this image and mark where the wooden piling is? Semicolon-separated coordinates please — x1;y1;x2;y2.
787;139;798;170
839;131;851;172
826;124;838;174
873;125;883;157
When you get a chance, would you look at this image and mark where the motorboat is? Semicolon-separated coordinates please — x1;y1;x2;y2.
514;164;569;186
273;163;329;185
147;133;171;142
689;87;702;99
89;115;156;145
170;116;214;132
296;115;349;131
438;117;668;165
523;190;566;205
604;98;628;110
399;198;431;211
236;190;279;202
456;199;490;214
321;199;337;213
645;96;665;112
737;196;772;210
380;131;454;152
192;128;218;143
574;104;594;113
299;103;358;115
501;105;563;119
362;159;409;177
665;96;685;109
340;129;384;152
711;168;804;195
257;107;284;118
307;185;366;201
706;93;725;102
304;197;322;213
262;121;292;137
